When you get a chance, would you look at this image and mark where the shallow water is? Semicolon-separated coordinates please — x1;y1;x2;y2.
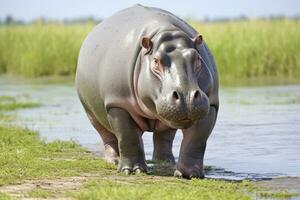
1;78;300;180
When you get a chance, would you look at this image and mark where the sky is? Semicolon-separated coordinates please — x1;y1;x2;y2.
1;0;300;22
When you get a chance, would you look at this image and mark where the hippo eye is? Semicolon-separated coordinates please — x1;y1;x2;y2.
165;45;176;53
151;57;164;77
194;55;202;74
195;55;202;67
154;58;159;66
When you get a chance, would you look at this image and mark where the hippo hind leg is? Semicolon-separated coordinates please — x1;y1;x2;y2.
83;106;119;164
152;129;176;164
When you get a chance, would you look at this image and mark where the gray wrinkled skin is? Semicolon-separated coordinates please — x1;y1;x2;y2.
76;4;219;178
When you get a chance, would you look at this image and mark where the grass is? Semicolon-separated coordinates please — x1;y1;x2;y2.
0;125;114;186
72;179;253;200
27;188;55;198
0;19;299;83
0;112;15;122
0;95;39;124
0;94;113;186
0;192;13;200
0;95;40;111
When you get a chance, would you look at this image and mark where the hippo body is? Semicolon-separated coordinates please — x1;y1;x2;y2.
76;4;219;178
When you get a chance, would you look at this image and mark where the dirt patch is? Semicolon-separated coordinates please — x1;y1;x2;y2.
0;173;101;199
256;177;300;194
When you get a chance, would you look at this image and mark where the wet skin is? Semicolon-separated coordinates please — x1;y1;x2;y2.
76;4;219;178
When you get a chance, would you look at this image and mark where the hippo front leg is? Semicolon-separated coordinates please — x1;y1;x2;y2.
153;128;176;163
107;108;147;174
175;106;217;179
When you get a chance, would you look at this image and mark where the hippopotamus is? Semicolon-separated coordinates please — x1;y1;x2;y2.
76;4;219;178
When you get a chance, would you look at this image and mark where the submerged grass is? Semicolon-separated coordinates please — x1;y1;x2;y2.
258;191;300;199
0;95;40;111
0;19;299;83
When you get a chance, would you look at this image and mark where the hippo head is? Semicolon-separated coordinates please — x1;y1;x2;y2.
138;31;213;129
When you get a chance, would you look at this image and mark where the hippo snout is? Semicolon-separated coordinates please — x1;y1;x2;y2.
156;89;209;128
169;89;203;111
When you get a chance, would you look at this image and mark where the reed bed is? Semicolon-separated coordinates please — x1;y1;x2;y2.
0;20;299;81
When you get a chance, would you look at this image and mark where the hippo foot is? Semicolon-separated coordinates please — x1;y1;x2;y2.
118;157;147;175
174;161;205;179
104;144;119;165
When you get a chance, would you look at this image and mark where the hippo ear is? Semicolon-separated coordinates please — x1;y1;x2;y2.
193;34;203;49
140;37;153;53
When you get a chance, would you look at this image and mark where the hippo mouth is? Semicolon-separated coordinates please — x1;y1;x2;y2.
181;118;192;123
157;116;194;129
155;96;210;129
155;105;207;129
170;118;194;129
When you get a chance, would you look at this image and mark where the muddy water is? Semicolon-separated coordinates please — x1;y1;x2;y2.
1;78;300;180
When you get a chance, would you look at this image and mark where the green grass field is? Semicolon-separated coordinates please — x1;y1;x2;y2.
0;19;299;81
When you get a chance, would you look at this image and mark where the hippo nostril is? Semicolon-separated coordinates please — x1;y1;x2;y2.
172;91;179;100
194;90;200;99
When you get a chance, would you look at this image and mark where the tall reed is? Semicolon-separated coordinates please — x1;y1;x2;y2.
0;20;299;81
0;23;93;77
190;19;300;80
